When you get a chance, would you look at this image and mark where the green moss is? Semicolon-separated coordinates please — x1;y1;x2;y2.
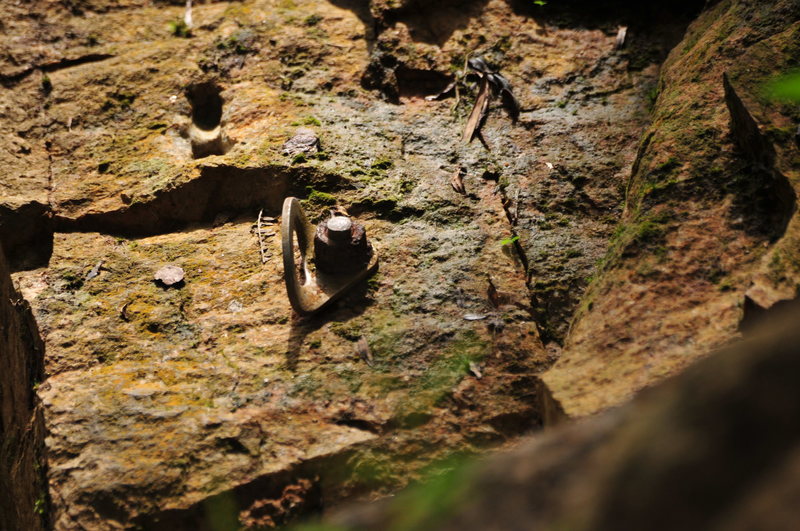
292;115;322;127
330;321;360;341
304;14;323;26
102;91;137;112
168;19;191;38
388;455;477;531
215;30;255;54
371;158;393;170
305;189;336;206
41;75;52;94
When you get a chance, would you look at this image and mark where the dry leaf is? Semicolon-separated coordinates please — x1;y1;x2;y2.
468;361;483;379
119;302;130;322
462;75;491;143
356;337;373;366
615;26;628;50
487;276;501;308
463;313;487;321
450;167;466;195
85;260;103;281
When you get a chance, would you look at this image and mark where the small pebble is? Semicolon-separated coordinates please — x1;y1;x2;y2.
282;127;320;156
154;265;185;287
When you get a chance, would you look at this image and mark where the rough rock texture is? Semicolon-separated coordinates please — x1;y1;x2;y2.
326;302;800;531
542;0;800;419
3;0;775;528
0;245;47;531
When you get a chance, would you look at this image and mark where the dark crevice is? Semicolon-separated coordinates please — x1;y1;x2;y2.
186;83;223;132
0;202;54;272
723;73;796;241
54;165;346;238
739;296;800;335
0;246;49;530
395;66;454;99
185;82;232;158
0;54;114;87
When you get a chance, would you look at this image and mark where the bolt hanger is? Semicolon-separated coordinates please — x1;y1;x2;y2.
281;197;379;316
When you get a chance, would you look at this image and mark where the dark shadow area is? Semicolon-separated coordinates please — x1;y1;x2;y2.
395;66;454;99
186;82;223;132
326;0;377;47
740;295;800;334
506;0;707;73
0;201;54;272
54;165;346;238
380;0;492;46
505;0;705;31
133;465;323;530
284;281;375;371
0;245;49;531
724;73;796;241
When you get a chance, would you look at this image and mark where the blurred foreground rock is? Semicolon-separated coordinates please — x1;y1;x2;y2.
328;302;800;530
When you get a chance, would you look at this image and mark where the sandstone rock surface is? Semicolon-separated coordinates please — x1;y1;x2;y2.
4;0;793;528
542;0;800;420
328;303;800;530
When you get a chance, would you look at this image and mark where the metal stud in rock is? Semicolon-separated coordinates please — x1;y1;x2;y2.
154;265;185;287
327;216;353;242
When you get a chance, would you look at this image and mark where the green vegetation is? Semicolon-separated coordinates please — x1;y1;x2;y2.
304;14;323;26
500;235;519;246
305;189;336;206
766;72;800;102
102;91;136;113
215;31;254;54
168;19;191;38
292;115;322;127
371;158;393;170
34;493;46;516
41;74;52;94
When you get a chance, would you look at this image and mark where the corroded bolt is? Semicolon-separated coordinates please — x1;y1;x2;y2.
314;216;372;274
326;216;353;242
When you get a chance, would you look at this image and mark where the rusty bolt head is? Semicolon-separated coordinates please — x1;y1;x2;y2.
326;216;353;242
314;216;372;274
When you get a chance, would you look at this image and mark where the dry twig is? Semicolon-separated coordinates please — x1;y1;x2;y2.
256;209;269;264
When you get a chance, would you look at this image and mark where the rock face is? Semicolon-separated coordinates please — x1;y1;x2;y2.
327;302;800;530
0;246;47;531
3;0;795;528
541;0;800;419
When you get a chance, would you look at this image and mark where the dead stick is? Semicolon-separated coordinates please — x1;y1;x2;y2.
257;209;268;264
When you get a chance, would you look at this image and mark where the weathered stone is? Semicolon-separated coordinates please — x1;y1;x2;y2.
4;0;795;528
0;245;47;531
326;303;800;530
282;128;320;157
542;0;800;420
154;264;186;287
